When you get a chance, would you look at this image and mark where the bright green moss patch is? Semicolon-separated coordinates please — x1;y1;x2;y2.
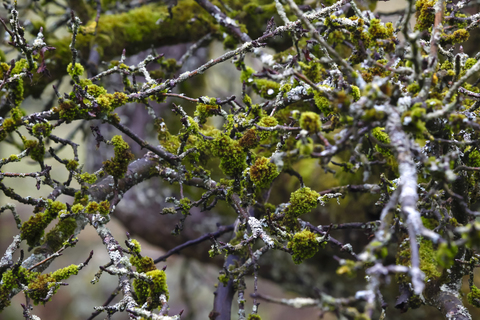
24;140;45;162
371;127;391;156
103;135;135;179
32;122;52;137
299;112;321;133
283;187;320;228
67;63;85;77
257;116;278;141
287;229;320;264
415;0;436;31
21;200;67;247
211;134;247;177
80;172;97;184
468;285;480;307
28;265;78;305
249;157;279;190
313;90;334;115
247;314;262;320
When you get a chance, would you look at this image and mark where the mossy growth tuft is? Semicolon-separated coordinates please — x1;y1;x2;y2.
67;63;85;77
468;285;480;307
103;135;135;179
287;229;320;264
283;187;319;228
299;112;322;133
249;157;279;190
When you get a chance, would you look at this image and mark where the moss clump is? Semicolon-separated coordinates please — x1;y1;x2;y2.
257;116;278;141
371;127;391;156
467;148;480;167
80;172;97;184
28;265;79;305
247;314;262;320
67;62;85;77
32;122;52;137
71;204;84;214
468;285;480;307
24;140;45;162
103;135;135;179
238;128;259;149
283;187;319;228
54;100;79;122
65;160;78;171
287;229;319;264
252;79;281;98
415;0;436;31
299;112;322;133
111;92;129;109
194;102;220;124
129;239;142;254
350;85;361;102
21;200;67;247
441;29;470;45
85;201;110;215
313;90;334;115
45;216;78;251
133;269;169;309
296;137;314;156
0;266;37;310
211;134;247;177
249;157;279;190
368;19;393;40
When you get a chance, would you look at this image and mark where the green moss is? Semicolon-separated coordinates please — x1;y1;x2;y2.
296;137;314;156
468;285;480;307
407;82;420;94
80;172;97;184
441;29;470;45
210;134;247;177
131;256;156;273
371;127;391;156
253;78;281;98
194;102;219;124
71;204;84;214
247;314;262;320
313;90;334;115
54;100;79;122
287;229;320;264
21;200;67;247
45;216;77;251
249;157;279;190
11;59;29;74
257;116;278;141
1;267;36;310
467;148;480;167
283;187;319;228
238;128;259;149
24;140;45;162
298;61;325;83
103;135;135;179
435;242;458;268
27;264;79;305
299;112;321;133
133;269;169;309
32;122;53;137
368;19;393;40
218;273;229;286
65;160;78;171
67;62;85;77
415;0;436;31
350;85;361;102
129;239;142;254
